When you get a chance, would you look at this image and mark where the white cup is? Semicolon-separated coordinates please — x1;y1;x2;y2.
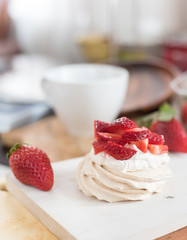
42;64;129;136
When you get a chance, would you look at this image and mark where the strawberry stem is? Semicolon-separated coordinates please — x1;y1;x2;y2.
6;143;29;159
137;103;175;128
158;103;175;122
137;112;159;128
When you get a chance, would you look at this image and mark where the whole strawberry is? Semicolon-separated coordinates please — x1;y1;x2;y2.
7;144;54;191
138;103;187;152
150;118;187;152
181;100;187;127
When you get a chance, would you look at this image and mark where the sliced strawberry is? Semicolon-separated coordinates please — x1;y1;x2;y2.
103;141;137;160
148;132;165;145
120;127;150;145
92;139;107;154
97;132;122;142
133;138;148;153
94;120;110;138
148;144;168;154
105;117;138;135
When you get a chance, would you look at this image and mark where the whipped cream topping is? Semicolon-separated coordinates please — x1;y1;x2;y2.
90;144;170;173
76;145;172;202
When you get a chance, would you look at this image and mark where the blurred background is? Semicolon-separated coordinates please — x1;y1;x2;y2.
1;0;187;162
1;0;187;64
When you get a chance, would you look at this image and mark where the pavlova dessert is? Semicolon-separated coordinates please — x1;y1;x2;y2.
77;117;172;202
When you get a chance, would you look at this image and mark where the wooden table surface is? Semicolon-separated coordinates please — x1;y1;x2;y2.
2;116;93;162
1;116;187;239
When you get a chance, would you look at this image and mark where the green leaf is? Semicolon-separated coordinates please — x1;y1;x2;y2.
158;103;175;122
137;111;159;128
137;102;176;129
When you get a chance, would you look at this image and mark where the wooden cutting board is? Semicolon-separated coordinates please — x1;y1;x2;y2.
6;153;187;240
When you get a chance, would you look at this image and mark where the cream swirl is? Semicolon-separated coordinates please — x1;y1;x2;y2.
76;146;172;202
90;145;170;173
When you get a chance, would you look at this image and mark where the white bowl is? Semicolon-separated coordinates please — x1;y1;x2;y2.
42;64;129;136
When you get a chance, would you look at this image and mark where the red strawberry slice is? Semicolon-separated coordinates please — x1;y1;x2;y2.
94;120;110;138
103;142;137;160
120;127;150;145
8;144;54;191
105;117;138;135
97;132;122;142
133;138;148;153
92;139;107;154
148;132;164;145
148;144;168;154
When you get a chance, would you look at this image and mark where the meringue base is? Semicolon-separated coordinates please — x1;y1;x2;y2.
76;154;172;202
